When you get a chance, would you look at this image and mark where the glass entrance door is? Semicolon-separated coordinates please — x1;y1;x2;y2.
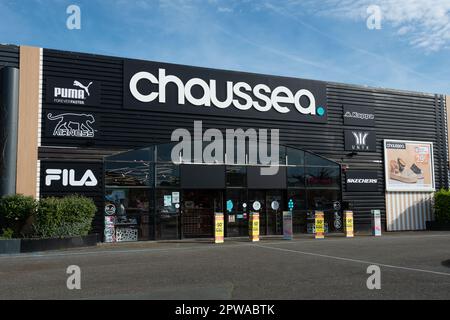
248;190;284;236
266;190;283;235
182;190;223;238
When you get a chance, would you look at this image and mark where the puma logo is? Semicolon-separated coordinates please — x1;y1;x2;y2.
73;80;93;96
47;113;95;138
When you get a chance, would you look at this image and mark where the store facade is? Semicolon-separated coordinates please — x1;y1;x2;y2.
0;45;448;242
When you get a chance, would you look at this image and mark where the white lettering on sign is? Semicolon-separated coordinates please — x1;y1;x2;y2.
129;68;323;116
347;178;378;184
45;169;98;187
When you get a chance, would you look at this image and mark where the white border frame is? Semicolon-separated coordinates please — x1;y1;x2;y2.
383;139;436;192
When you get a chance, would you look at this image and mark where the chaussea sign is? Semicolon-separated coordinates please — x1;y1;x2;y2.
123;60;327;123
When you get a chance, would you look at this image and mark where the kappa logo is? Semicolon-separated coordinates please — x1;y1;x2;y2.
344;111;374;120
45;169;98;187
47;113;96;138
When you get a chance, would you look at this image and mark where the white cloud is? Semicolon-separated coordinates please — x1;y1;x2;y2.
300;0;450;52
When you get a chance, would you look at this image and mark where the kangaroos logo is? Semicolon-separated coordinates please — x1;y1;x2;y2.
46;77;100;106
47;112;96;138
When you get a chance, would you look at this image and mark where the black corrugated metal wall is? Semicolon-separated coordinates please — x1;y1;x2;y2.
0;45;19;68
1;45;447;234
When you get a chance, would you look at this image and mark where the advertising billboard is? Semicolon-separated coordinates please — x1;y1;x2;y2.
384;140;435;192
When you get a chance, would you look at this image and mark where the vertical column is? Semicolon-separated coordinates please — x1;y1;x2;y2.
0;67;20;196
16;46;41;198
446;95;450;180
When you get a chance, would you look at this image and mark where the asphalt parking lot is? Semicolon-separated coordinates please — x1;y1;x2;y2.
0;231;449;300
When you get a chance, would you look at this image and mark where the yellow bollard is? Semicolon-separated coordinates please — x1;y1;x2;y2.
214;213;224;244
249;212;260;242
315;211;325;239
345;210;354;238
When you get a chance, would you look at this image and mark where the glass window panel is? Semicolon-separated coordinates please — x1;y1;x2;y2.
156;163;180;187
155;189;180;240
306;166;340;188
287;189;307;233
255;144;286;166
287;147;304;166
287;167;305;188
306;189;340;211
105;162;152;187
106;147;153;162
157;143;177;162
226;166;247;187
104;188;152;241
305;152;337;167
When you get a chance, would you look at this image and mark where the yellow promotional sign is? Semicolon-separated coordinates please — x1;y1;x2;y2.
215;213;224;244
345;210;354;238
315;211;325;239
249;213;260;242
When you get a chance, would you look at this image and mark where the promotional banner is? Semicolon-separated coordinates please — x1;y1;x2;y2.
384;140;435;192
249;212;260;242
372;209;382;236
283;211;293;240
314;211;325;239
214;213;224;244
344;211;354;237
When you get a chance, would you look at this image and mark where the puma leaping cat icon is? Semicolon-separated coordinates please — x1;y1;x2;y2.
73;81;93;96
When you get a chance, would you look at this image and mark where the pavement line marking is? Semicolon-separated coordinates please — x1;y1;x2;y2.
0;243;254;260
253;244;450;277
1;232;449;260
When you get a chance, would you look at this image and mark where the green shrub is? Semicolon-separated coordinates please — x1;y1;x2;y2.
0;228;14;239
434;189;450;223
0;194;37;238
33;195;97;238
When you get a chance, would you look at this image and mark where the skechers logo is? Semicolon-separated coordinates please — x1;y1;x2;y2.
347;178;378;184
45;169;98;187
129;68;326;116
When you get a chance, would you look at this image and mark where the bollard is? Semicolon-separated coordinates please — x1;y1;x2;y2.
249;212;260;242
315;211;325;239
283;211;293;240
344;210;354;238
371;209;382;236
214;212;224;244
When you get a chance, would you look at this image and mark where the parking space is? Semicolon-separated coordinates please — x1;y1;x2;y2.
0;231;449;299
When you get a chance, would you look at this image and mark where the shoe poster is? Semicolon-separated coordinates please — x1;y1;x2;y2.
384;140;435;192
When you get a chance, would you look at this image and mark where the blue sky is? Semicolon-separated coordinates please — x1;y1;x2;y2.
1;0;449;94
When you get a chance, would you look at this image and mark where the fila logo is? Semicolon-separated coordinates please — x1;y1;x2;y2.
45;169;98;187
352;132;369;145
